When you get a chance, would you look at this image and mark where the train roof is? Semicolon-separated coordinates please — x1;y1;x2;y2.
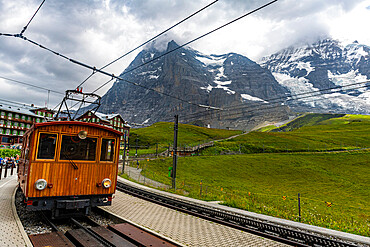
25;121;123;136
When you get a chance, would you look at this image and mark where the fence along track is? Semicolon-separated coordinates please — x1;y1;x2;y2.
117;181;358;247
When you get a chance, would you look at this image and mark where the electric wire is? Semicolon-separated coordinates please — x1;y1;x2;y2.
0;75;64;95
20;0;46;36
0;98;37;108
75;0;219;90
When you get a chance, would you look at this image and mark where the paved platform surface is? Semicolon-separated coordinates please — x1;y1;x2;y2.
0;173;33;247
103;176;288;247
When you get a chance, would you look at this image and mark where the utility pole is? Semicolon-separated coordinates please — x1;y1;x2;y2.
121;132;127;174
172;115;179;190
135;138;139;169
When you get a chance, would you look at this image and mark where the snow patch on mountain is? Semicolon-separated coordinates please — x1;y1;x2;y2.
195;55;226;66
288;46;311;62
241;94;268;103
273;73;318;96
296;61;314;76
328;70;367;92
200;84;213;92
200;84;235;95
345;44;369;64
214;66;231;85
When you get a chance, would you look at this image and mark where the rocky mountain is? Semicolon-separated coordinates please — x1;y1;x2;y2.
260;39;370;114
98;41;290;129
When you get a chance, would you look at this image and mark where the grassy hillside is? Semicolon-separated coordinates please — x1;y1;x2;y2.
135;150;370;236
270;113;346;132
204;114;370;154
128;122;242;147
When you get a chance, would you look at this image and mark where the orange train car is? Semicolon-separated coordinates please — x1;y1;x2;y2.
18;121;122;217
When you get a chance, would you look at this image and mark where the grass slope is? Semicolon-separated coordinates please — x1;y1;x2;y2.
129;122;242;147
271;113;346;132
206;114;370;154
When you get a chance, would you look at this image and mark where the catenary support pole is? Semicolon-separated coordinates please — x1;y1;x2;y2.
172;115;179;190
121;132;127;174
298;193;301;222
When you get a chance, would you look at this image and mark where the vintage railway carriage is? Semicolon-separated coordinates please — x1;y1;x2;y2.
18;121;122;217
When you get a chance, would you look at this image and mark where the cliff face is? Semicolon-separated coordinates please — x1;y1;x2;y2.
98;41;290;129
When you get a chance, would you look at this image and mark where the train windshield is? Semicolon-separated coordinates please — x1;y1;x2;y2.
100;139;115;161
60;135;97;161
37;133;57;159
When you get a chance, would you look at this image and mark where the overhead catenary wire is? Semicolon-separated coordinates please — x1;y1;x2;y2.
20;0;46;36
0;97;39;109
0;75;64;95
75;0;219;90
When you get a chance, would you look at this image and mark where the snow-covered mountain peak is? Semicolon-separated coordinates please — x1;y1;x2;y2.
260;38;370;114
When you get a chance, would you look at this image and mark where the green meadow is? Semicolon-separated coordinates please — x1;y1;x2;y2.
123;114;370;236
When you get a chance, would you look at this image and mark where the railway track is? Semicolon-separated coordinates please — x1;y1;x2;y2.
29;213;178;247
116;181;359;247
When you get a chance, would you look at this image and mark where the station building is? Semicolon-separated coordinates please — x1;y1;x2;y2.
0;104;54;147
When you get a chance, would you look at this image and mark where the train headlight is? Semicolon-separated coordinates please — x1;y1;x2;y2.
102;178;112;189
34;179;47;191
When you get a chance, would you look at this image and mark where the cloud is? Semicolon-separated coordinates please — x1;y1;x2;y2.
0;0;369;108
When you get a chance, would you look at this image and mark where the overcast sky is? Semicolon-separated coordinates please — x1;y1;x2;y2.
0;0;369;109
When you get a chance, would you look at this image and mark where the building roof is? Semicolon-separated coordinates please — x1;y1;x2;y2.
94;112;120;122
0;103;40;118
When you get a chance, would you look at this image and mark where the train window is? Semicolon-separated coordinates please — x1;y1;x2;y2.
37;133;57;159
60;135;97;161
100;139;115;161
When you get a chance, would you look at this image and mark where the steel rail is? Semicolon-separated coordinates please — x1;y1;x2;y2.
70;217;115;247
40;211;59;232
116;181;357;247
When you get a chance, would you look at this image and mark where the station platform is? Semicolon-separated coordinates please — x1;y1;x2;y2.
0;172;33;247
102;176;289;247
